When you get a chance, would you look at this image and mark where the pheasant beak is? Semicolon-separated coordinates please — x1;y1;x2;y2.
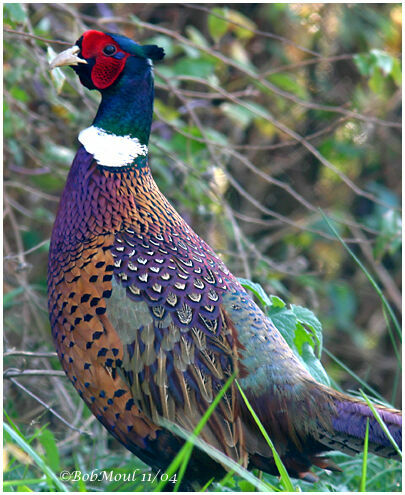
50;45;88;70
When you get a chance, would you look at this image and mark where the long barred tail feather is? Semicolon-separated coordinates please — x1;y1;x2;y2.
318;391;402;459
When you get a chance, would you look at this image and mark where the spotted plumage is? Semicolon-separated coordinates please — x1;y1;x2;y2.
48;30;401;487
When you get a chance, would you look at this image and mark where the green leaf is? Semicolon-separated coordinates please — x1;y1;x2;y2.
226;10;257;40
171;125;206;155
10;87;29;103
7;138;24;165
4;3;27;24
369;67;386;94
391;58;402;86
208;8;229;41
374;209;402;258
354;53;373;76
239;278;272;307
204;127;229;146
267;301;329;384
38;429;60;472
220;103;254;129
186;26;210;49
242;278;328;382
370;49;394;76
270;294;285;308
269;73;308;99
4;287;25;309
145;35;175;58
44;142;75;166
238;480;256;491
241;279;329;383
300;342;330;385
267;306;297;348
291;305;323;350
355;50;400;86
154;99;181;122
221;101;271;130
173;57;215;78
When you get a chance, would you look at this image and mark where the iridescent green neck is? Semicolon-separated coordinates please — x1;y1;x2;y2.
93;61;154;145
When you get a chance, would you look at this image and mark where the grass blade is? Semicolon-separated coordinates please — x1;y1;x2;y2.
320;210;401;342
4;422;68;492
3;477;48;488
359;390;402;458
359;418;369;492
161;421;274;492
154;372;237;491
323;348;386;403
235;380;295;491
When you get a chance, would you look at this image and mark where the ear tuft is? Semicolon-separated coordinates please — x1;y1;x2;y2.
141;45;165;61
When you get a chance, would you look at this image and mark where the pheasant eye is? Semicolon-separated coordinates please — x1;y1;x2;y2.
103;44;117;56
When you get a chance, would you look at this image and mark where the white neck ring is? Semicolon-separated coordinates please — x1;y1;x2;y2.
78;126;148;168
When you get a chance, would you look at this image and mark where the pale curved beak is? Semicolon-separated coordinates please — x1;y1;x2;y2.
50;45;88;70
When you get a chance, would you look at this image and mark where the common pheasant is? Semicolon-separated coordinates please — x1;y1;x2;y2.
48;30;401;487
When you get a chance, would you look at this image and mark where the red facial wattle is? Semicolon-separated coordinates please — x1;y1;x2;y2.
81;30;129;89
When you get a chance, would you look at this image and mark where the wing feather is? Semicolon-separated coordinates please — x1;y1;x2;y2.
106;227;246;463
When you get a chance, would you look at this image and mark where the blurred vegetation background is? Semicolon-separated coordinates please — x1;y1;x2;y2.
4;3;401;492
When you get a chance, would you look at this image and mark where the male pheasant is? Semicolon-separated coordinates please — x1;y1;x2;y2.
48;30;401;486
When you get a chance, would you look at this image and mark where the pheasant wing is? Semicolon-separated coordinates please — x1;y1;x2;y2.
106;226;247;463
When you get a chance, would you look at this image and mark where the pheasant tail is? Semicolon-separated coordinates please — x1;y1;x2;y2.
322;390;401;458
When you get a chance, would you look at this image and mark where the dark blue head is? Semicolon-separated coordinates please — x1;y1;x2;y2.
70;30;164;91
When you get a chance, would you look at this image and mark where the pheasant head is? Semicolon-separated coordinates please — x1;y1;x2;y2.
51;30;164;167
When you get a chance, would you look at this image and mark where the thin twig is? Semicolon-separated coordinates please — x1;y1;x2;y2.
262;53;357;77
5;181;60;201
223;169;366;243
4;239;50;261
3;27;72;45
4;350;57;358
8;377;91;436
224;204;251;279
155;79;349;152
348;223;401;314
4;368;65;378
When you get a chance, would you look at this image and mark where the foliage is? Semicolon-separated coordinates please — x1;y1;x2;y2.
4;3;401;492
240;277;330;385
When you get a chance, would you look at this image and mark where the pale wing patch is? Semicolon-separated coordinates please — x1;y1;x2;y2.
106;279;153;345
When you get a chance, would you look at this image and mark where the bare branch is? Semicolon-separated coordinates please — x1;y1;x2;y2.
8;377;92;436
4;368;65;378
3;27;72;46
4;350;57;358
